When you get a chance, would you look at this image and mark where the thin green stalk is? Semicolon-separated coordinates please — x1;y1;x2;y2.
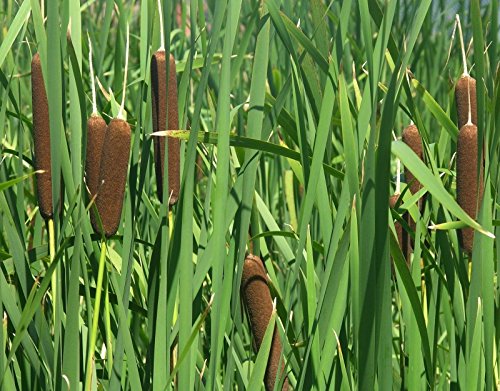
48;218;56;325
104;275;113;374
85;240;108;390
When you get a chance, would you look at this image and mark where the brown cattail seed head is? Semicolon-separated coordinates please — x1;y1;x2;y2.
389;194;412;267
241;255;289;391
455;75;477;129
86;115;107;228
151;51;180;204
402;124;423;197
86;115;107;198
456;124;484;254
93;118;131;237
31;53;53;220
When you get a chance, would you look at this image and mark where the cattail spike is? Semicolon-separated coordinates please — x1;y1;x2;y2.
86;115;107;203
31;52;53;220
456;123;484;254
93;118;131;237
241;255;289;391
402;124;423;197
455;75;477;129
151;51;180;204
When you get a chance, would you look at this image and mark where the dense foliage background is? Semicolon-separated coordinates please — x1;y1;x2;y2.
0;0;498;389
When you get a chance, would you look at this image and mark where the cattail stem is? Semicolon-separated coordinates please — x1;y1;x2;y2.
455;14;469;76
118;23;130;120
48;218;57;324
104;277;113;374
85;239;107;391
88;35;98;116
157;0;165;51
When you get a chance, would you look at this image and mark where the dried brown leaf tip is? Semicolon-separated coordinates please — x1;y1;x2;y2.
92;118;131;237
152;51;180;204
31;52;53;220
241;255;289;391
456;123;483;254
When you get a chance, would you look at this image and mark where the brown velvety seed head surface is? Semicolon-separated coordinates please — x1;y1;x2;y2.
241;255;289;391
94;118;131;237
31;53;53;219
455;75;477;129
151;51;180;204
86;115;107;229
389;194;412;267
456;124;484;254
86;115;107;198
402;124;423;197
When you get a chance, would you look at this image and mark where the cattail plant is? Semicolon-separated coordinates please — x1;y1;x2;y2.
85;37;107;226
89;28;131;238
454;15;483;254
32;51;58;324
241;255;289;391
454;15;477;129
31;52;53;220
151;0;180;204
85;24;131;391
